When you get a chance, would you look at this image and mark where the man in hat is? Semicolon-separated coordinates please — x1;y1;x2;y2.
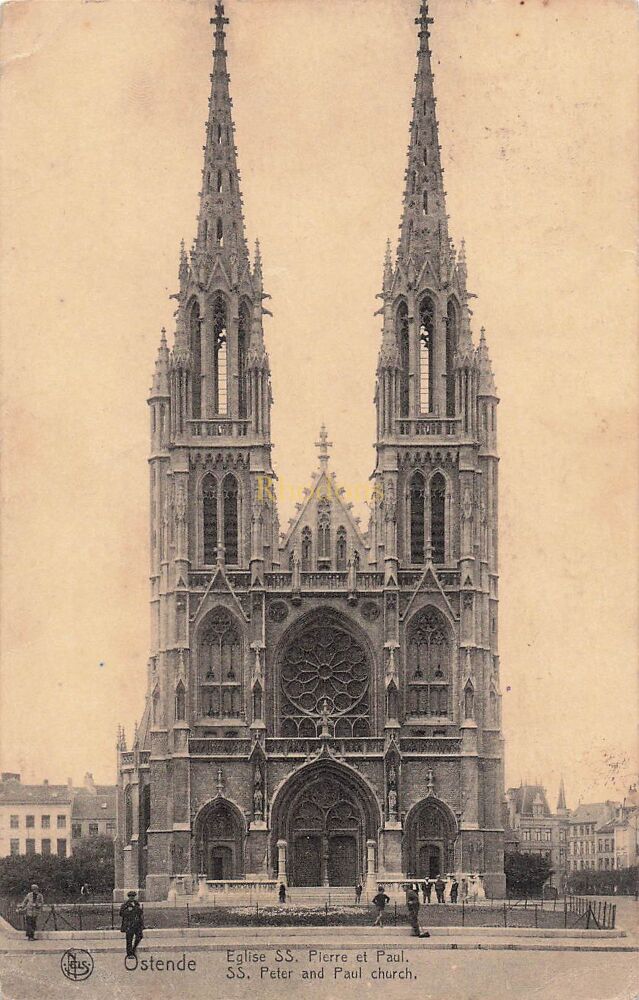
371;884;390;927
19;884;44;941
119;890;144;958
404;883;430;938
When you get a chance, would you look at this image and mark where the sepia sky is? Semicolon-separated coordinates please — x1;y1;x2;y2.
0;0;636;807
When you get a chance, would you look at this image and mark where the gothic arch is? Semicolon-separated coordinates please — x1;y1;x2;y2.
275;607;376;738
430;471;446;563
270;759;382;886
409;470;426;564
404;796;458;877
222;473;239;564
199;472;218;565
405;605;454;720
395;299;410;418
188;298;203;419
237;299;251;420
196;607;244;721
192;797;246;878
417;294;435;414
445;296;460;417
211;292;229;415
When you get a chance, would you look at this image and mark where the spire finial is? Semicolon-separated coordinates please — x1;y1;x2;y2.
315;424;333;470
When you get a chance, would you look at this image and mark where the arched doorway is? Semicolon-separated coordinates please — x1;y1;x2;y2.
193;800;244;879
272;762;381;887
405;798;457;878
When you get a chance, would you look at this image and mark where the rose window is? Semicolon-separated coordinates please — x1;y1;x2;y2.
280;622;370;737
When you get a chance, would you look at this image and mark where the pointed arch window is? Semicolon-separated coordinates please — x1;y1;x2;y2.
410;472;426;564
419;297;435;414
223;474;239;564
202;474;218;565
422;189;428;216
212;294;228;415
216;170;222;193
446;298;459;417
317;499;331;565
200;610;242;719
397;301;410;418
228;170;233;192
216;218;223;247
216;122;222;144
423;147;428;166
189;300;202;419
175;681;186;722
238;302;250;420
489;686;498;727
336;527;347;571
411;170;417;194
430;472;446;564
407;608;451;718
301;527;312;572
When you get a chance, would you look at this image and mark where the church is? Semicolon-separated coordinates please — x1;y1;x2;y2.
115;1;505;902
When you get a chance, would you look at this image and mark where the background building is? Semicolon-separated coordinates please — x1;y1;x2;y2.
568;802;619;873
0;772;116;858
505;781;570;883
71;773;117;846
116;1;505;902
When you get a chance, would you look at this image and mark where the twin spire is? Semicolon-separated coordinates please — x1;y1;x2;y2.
194;3;249;270
397;0;449;271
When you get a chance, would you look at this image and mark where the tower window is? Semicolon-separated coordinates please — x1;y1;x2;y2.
212;294;228;415
216;218;223;246
430;473;445;563
216;170;222;193
223;475;239;564
200;610;242;719
407;608;451;718
422;189;428;215
410;472;425;564
217;123;222;144
190;300;202;419
411;170;417;194
423;147;428;166
397;301;410;418
419;297;435;414
445;299;458;417
228;171;233;192
238;302;250;419
301;527;312;571
202;474;217;564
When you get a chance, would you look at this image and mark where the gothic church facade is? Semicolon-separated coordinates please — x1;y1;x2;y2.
116;1;505;901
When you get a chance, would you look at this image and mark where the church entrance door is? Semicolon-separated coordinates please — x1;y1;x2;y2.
405;799;457;879
418;844;442;878
287;772;365;886
210;845;233;879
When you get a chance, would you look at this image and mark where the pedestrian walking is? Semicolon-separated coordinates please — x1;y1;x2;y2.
450;877;459;903
423;879;432;903
119;890;144;958
80;882;91;901
18;884;43;941
405;884;430;938
355;881;363;904
278;883;286;904
435;876;445;903
372;884;390;927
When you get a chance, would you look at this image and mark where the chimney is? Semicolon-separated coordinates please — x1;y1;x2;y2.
43;779;49;786
84;772;96;795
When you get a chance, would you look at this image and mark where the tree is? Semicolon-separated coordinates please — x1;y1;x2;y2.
70;835;114;894
504;852;554;897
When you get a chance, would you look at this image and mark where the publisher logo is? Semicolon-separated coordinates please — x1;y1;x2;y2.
60;949;94;982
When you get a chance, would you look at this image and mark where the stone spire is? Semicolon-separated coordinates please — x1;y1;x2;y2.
246;239;269;369
194;3;249;270
150;327;170;398
557;776;567;812
477;327;496;395
397;1;449;270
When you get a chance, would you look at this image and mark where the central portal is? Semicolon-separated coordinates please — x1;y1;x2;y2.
288;773;364;886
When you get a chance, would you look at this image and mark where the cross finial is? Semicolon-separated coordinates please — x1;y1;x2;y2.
315;424;333;470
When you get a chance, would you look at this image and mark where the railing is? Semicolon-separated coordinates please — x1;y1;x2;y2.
301;572;348;589
396;417;461;437
399;737;462;754
189;738;252;756
187;419;250;438
357;572;385;589
265;737;385;756
264;572;292;589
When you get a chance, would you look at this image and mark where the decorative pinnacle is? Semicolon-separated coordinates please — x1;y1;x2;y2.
383;238;393;290
416;0;434;41
254;238;262;278
315;424;333;470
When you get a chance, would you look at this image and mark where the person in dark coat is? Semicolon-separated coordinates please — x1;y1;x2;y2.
278;883;286;903
422;880;432;903
119;891;144;958
372;884;390;927
435;876;445;903
355;882;363;903
405;884;430;938
19;884;43;941
450;878;459;903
